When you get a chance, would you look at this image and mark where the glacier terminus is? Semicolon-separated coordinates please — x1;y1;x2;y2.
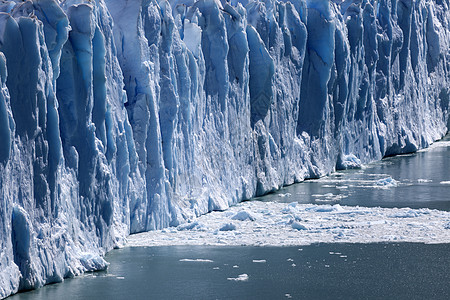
0;0;449;298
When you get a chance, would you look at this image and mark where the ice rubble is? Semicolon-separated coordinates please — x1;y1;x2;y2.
127;201;450;247
0;0;449;297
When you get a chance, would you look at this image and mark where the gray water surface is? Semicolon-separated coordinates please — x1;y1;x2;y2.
262;135;450;211
12;244;450;300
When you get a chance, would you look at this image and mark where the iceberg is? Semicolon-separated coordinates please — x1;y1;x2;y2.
0;0;449;297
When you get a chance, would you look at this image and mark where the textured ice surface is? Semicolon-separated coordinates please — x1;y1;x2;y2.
127;201;450;247
0;0;450;297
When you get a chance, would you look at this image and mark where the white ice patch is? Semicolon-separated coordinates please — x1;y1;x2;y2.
313;193;347;202
179;259;214;263
252;260;266;263
440;181;450;185
127;201;450;247
227;274;249;282
316;175;401;189
418;179;432;183
375;177;399;188
278;193;292;198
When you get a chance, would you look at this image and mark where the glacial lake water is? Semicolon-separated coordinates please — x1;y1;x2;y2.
12;135;450;299
262;134;450;211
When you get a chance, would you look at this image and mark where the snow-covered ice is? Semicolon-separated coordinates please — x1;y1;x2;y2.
128;201;450;247
231;211;256;221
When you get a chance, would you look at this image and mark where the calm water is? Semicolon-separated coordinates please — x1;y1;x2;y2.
263;135;450;211
12;135;450;299
12;244;450;300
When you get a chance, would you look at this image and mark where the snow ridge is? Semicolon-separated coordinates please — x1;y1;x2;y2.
0;0;449;297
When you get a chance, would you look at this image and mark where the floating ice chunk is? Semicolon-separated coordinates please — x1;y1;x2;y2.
227;274;249;282
233;265;239;268
252;260;266;263
336;185;349;189
79;253;109;271
179;259;214;263
440;181;450;185
231;211;256;221
285;294;293;298
313;193;347;203
278;193;292;198
376;177;399;187
220;223;237;231
418;179;432;183
337;154;362;170
116;277;125;280
291;222;308;230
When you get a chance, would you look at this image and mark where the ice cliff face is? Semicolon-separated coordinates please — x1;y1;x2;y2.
0;0;449;297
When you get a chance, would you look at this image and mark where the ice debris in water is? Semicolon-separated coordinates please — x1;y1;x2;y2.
336;154;362;170
128;201;450;247
418;179;432;183
376;177;399;187
227;274;249;282
278;193;292;198
179;259;214;263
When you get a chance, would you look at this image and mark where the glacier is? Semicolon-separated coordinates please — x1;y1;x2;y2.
0;0;449;297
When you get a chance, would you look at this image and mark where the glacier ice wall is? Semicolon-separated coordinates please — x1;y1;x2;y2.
0;0;449;297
